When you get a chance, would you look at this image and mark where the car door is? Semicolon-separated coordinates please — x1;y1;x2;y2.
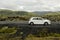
32;18;38;24
37;18;43;24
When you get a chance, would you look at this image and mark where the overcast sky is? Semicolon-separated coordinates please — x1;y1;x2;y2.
0;0;60;12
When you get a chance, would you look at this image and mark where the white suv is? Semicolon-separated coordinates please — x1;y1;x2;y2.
28;17;51;25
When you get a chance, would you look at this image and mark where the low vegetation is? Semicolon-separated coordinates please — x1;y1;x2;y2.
0;26;59;40
42;12;60;22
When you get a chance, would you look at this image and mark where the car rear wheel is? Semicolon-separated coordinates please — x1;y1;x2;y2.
44;22;48;26
30;22;34;25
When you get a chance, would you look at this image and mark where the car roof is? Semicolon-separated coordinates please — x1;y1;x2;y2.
30;17;43;20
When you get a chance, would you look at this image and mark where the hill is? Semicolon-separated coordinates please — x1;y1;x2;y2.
32;11;60;15
0;9;60;21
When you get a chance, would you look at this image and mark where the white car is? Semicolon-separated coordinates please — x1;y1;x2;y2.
28;17;51;25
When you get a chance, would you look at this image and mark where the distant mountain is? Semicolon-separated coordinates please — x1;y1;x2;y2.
32;11;60;15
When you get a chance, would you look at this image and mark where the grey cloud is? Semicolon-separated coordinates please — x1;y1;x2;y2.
0;0;60;11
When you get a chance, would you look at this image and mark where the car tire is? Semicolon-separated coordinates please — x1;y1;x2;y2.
44;22;48;26
30;22;34;25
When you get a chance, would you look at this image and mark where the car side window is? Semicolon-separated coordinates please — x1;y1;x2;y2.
33;18;43;20
38;18;42;20
33;18;38;20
